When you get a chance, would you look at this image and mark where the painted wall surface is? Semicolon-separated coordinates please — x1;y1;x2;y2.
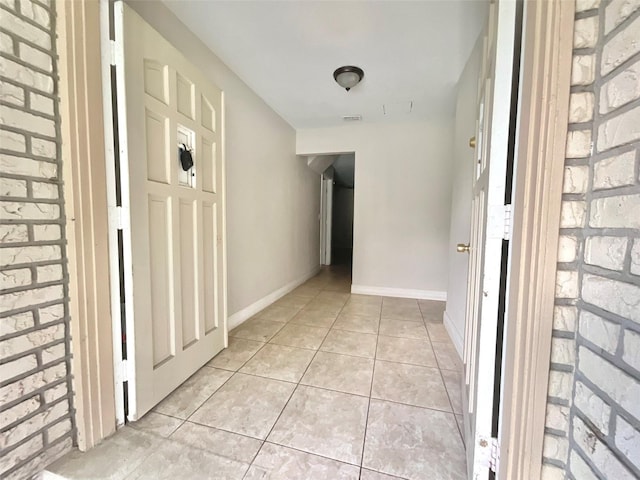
444;36;483;356
128;1;321;317
297;121;454;297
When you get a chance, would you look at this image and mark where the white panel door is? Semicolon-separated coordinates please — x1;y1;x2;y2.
114;2;226;420
462;1;517;478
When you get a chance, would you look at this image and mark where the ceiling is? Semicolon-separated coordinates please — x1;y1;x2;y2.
163;1;487;129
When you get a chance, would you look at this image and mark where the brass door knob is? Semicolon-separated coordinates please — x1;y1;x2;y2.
469;136;476;148
457;243;470;253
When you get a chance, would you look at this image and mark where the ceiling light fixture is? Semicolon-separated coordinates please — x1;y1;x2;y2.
333;66;364;91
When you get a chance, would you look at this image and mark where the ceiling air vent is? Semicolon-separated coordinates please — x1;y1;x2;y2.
342;115;362;122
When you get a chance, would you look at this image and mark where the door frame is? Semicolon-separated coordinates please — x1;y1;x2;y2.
320;174;333;265
57;0;117;450
57;0;574;469
497;0;574;478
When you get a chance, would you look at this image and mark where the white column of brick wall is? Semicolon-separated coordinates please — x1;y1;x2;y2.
542;1;640;479
0;0;74;478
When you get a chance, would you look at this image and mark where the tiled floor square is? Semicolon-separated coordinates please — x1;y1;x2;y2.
441;368;463;414
347;294;383;305
375;335;437;367
432;341;463;371
303;300;344;316
189;373;295;439
268;385;368;464
269;324;329;350
130;412;183;438
360;469;406;480
321;329;377;358
378;318;428;339
363;399;466;480
301;351;374;396
256;304;301;322
381;301;423;322
170;421;262;463
418;299;446;317
126;439;249;480
340;303;381;317
332;313;380;334
45;427;163;480
315;291;350;304
421;309;445;323
289;308;338;328
372;360;451;411
289;285;321;298
455;414;465;444
239;343;315;382
153;367;232;419
427;323;452;343
273;294;312;310
207;337;264;371
244;443;360;480
230;318;285;342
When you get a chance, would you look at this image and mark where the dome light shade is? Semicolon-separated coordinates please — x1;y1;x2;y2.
333;66;364;91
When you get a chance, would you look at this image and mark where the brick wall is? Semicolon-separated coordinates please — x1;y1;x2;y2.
0;0;75;478
542;0;640;479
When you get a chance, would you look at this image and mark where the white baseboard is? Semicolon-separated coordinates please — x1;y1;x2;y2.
227;265;321;331
443;310;464;360
350;284;447;301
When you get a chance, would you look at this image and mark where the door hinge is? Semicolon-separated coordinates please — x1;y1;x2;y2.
108;206;127;230
503;204;512;240
109;39;117;66
117;359;129;383
476;435;500;473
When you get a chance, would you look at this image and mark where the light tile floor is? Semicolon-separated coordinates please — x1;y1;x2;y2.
46;267;466;480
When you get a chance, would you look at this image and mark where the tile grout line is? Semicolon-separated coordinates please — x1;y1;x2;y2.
358;295;384;478
427;302;465;442
118;273;461;479
239;284;329;480
194;273;456;477
242;276;352;478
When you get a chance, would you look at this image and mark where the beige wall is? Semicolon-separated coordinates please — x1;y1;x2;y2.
297;121;454;298
127;1;321;319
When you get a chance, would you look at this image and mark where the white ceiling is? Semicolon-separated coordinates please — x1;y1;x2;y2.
163;1;487;129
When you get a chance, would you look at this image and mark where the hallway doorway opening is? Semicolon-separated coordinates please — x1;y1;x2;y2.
322;154;355;269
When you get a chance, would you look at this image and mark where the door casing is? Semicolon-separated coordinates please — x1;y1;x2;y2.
497;1;574;478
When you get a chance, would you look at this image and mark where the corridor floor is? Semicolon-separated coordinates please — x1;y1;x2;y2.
46;267;466;480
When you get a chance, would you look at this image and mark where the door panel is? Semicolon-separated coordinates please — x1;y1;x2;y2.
202;202;218;333
179;199;198;348
462;1;517;478
115;2;226;420
148;194;173;366
145;110;170;184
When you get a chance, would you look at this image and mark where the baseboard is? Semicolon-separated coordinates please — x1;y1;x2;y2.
443;310;464;360
227;265;321;331
350;284;447;301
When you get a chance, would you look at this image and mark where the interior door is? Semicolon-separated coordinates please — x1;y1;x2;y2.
114;2;226;421
462;1;517;477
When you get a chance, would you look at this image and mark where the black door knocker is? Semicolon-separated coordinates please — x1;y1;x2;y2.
179;143;194;171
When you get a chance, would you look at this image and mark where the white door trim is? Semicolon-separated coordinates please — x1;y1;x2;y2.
321;176;333;265
57;0;118;448
497;1;574;478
